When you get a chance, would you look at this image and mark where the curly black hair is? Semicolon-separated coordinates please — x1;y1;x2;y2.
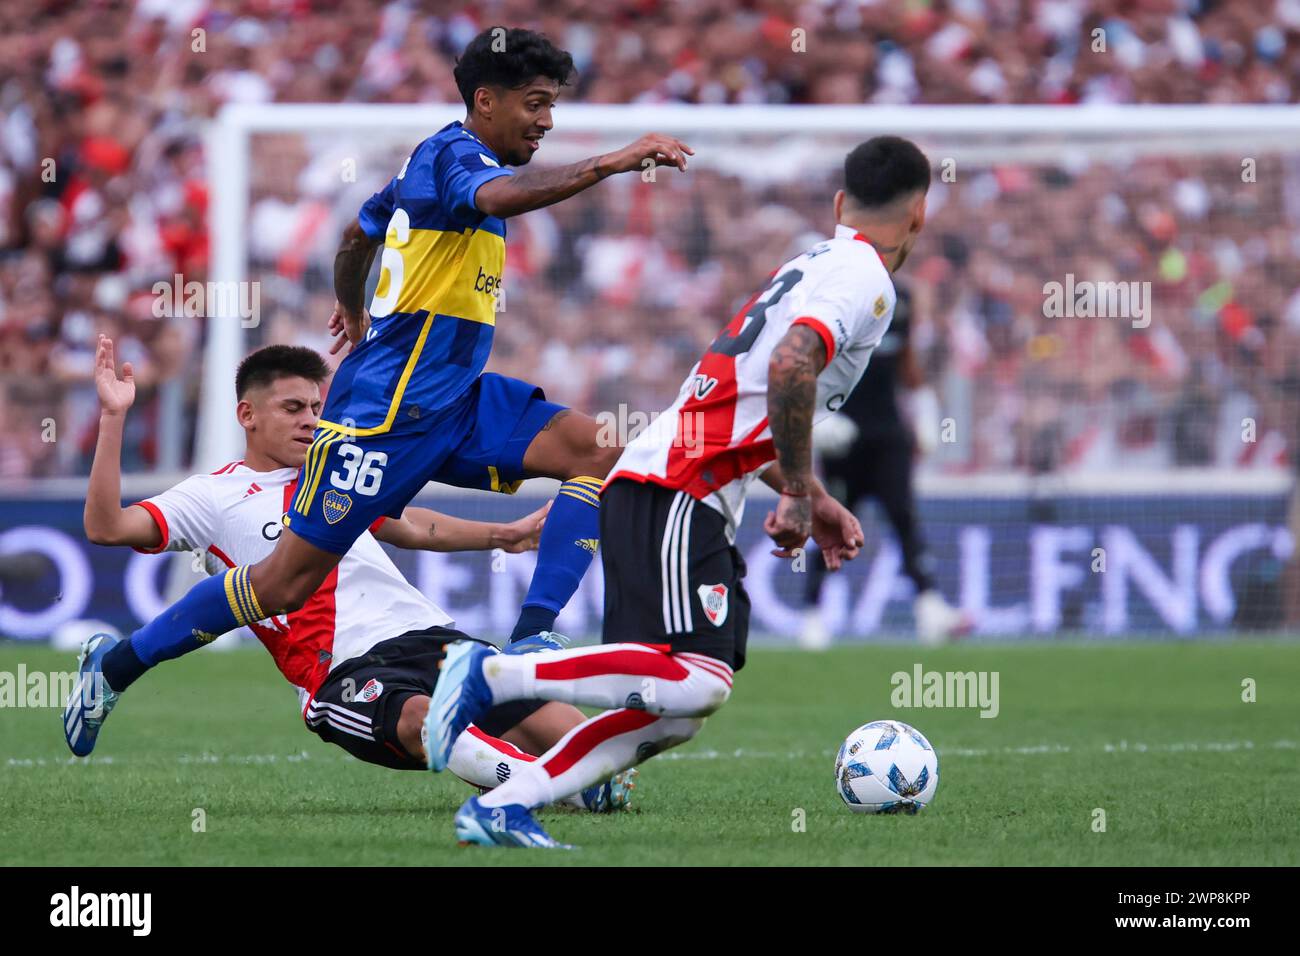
844;136;931;209
235;345;330;398
453;27;574;112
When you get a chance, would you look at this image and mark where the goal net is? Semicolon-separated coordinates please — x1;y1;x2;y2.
202;103;1300;640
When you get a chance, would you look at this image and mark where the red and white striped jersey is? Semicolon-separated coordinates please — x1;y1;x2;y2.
133;460;449;708
608;224;897;538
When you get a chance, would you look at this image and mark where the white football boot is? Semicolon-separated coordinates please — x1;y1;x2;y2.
914;590;972;647
797;608;833;651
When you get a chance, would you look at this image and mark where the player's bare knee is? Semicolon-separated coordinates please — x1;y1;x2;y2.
396;696;428;754
586;440;622;478
252;567;319;614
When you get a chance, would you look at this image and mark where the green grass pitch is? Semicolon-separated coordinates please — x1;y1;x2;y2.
2;639;1297;866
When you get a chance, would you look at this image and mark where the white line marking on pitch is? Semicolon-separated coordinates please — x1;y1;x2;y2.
658;739;1299;760
5;739;1296;769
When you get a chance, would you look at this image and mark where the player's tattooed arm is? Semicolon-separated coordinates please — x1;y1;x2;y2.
333;218;380;317
329;218;381;353
374;504;547;554
764;324;828;554
768;323;828;495
475;133;693;219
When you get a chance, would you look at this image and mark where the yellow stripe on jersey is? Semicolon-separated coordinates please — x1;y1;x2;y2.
294;428;341;516
294;433;329;514
305;431;348;514
395;227;503;326
487;466;523;495
317;226;505;439
319;312;436;438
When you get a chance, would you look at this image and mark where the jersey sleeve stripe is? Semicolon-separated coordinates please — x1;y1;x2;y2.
129;501;170;554
791;315;836;363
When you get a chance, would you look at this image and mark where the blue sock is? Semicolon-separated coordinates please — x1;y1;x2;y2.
509;477;602;643
104;567;265;690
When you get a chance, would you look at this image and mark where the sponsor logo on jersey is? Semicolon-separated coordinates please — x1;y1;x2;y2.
478;153;499;168
358;678;383;703
243;483;262;497
873;294;887;318
474;266;501;296
575;538;599;555
322;489;352;525
690;374;718;400
697;583;729;627
832;316;850;348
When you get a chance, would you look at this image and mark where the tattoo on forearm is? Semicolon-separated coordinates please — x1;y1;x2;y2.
334;221;379;315
539;409;570;432
489;159;604;216
768;324;826;493
426;520;437;542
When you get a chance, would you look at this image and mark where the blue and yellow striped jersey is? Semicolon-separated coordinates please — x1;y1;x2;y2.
320;121;514;436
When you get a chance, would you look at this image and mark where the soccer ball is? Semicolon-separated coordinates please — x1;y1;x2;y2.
834;719;939;814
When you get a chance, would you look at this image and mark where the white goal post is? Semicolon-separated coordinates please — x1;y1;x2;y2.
202;102;1300;494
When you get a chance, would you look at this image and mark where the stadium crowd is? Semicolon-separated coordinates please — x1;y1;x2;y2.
2;0;1300;479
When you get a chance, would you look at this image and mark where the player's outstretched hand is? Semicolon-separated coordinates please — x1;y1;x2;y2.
94;334;135;415
603;133;694;175
765;491;812;559
329;302;370;355
810;494;864;571
495;501;551;553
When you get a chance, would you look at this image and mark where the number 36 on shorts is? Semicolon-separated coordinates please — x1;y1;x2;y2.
330;443;387;496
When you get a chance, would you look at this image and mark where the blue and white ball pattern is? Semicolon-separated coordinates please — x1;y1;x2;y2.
834;720;939;814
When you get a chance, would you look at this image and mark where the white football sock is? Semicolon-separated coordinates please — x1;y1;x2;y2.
477;708;705;811
447;724;591;811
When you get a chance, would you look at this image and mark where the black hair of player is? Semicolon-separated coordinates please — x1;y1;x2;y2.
844;137;931;209
453;27;574;111
235;345;331;398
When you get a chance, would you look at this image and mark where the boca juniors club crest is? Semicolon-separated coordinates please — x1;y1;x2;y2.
697;583;729;627
322;489;352;525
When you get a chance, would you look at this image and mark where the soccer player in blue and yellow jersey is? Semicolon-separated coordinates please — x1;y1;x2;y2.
69;27;694;723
